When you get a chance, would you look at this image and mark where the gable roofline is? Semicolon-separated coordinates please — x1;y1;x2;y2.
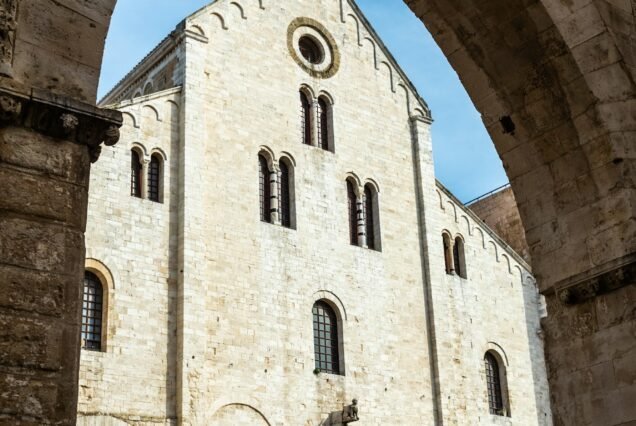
346;0;432;121
436;180;532;272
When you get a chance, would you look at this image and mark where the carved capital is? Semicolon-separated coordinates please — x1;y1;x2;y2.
0;88;122;162
0;0;18;78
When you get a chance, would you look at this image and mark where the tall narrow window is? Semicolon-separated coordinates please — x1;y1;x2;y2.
485;352;505;415
443;233;453;274
259;154;271;223
347;180;358;246
317;97;331;151
148;154;162;203
81;271;104;351
279;159;294;229
454;237;466;278
364;184;381;251
300;91;312;146
312;301;341;375
130;149;142;198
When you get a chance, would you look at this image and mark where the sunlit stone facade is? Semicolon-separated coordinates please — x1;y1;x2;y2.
78;0;551;424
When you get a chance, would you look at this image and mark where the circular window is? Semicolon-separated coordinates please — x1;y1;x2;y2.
287;18;340;79
299;36;324;64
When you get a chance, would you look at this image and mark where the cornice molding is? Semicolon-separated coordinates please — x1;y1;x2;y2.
0;85;122;162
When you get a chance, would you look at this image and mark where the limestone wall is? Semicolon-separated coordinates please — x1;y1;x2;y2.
78;89;182;425
77;0;551;424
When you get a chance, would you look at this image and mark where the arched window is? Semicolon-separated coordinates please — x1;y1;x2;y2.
300;90;312;146
130;149;143;198
317;96;333;152
454;237;466;278
279;158;295;229
148;154;162;203
81;271;104;351
347;179;358;246
143;82;153;95
443;233;453;274
364;184;381;251
312;301;341;375
484;351;509;416
259;154;271;223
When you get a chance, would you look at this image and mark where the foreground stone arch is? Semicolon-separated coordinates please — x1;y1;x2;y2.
0;0;633;425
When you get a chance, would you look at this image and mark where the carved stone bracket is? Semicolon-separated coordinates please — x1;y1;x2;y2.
555;253;636;306
0;0;18;78
0;87;122;162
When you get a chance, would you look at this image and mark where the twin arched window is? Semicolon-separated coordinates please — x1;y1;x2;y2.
300;89;333;152
130;149;164;203
81;271;104;351
347;180;381;251
312;301;341;375
484;351;510;416
258;153;295;229
442;233;467;278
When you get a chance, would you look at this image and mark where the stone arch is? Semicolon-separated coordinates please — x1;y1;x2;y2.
211;12;228;30
121;111;138;128
379;61;395;92
210;403;271;426
299;83;316;100
445;200;457;222
500;253;512;274
229;2;247;20
189;24;206;37
141;104;161;122
257;146;276;170
344;172;362;196
474;227;486;249
130;142;148;158
150;147;167;161
488;241;499;262
345;14;362;46
460;215;471;236
142;81;153;95
435;189;444;210
397;83;410;114
362;37;378;69
317;89;335;106
311;290;348;322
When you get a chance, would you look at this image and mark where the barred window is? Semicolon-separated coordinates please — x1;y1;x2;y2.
317;97;331;151
300;91;312;146
148;154;162;203
443;233;453;274
485;352;504;415
364;184;381;251
131;149;142;198
81;271;103;351
313;301;340;375
279;160;292;228
259;154;271;223
347;180;358;246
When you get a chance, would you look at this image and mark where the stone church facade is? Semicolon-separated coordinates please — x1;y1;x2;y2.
77;0;551;424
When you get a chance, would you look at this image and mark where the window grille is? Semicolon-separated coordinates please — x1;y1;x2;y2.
364;186;375;250
148;155;161;202
485;352;504;415
279;161;291;228
259;155;271;223
131;150;142;198
300;91;312;145
317;98;329;151
82;271;103;351
347;180;357;245
313;301;340;375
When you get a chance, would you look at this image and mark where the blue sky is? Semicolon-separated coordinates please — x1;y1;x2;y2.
98;0;508;203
